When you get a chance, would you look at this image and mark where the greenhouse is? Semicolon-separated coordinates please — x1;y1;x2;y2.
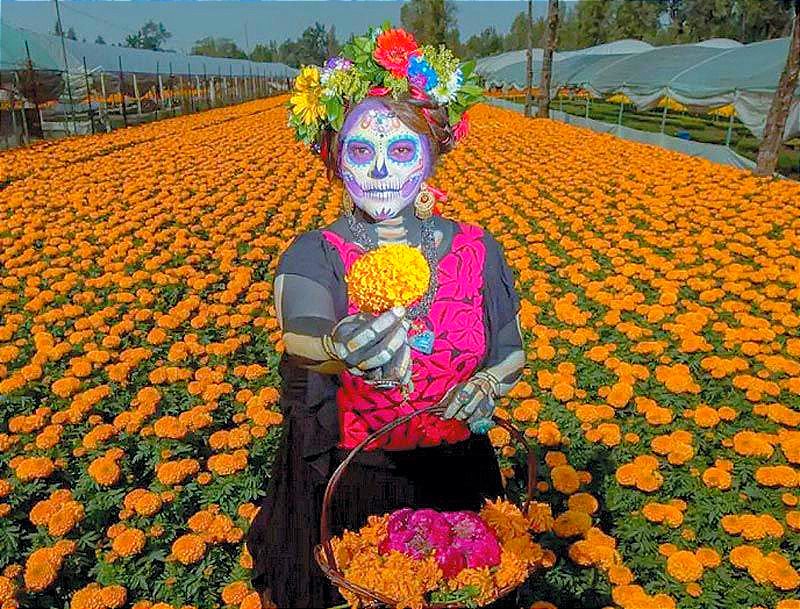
478;37;800;140
1;22;297;143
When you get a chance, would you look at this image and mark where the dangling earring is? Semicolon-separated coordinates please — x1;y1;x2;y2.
414;182;435;220
341;189;354;215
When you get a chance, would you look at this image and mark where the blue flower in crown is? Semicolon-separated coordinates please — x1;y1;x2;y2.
407;55;439;92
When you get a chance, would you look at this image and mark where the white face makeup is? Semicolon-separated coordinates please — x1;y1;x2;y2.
339;102;430;221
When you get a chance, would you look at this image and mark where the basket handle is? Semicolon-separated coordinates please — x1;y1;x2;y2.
320;402;538;576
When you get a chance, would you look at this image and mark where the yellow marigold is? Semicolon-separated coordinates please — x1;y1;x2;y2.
13;456;55;481
480;498;529;542
240;591;262;609
48;502;85;537
71;584;105;609
551;465;581;495
695;547;720;568
666;550;704;582
345;243;430;314
221;581;249;605
0;575;15;602
567;492;598;515
99;584;127;608
87;457;120;486
525;501;554;533
171;534;207;565
552;509;592;538
111;528;146;557
23;548;61;592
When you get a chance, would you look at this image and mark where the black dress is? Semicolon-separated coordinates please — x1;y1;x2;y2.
245;227;523;609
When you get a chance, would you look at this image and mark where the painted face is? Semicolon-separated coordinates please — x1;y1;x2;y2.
339;100;431;221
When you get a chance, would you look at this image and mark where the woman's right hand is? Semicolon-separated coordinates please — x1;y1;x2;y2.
325;306;411;384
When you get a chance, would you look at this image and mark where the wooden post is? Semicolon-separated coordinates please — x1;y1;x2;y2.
155;61;161;120
756;0;800;175
83;56;95;134
9;75;19;146
203;64;210;108
169;62;176;117
13;72;30;145
133;73;143;115
187;64;195;112
100;71;110;132
178;74;185;113
25;41;43;140
538;0;559;118
118;55;128;127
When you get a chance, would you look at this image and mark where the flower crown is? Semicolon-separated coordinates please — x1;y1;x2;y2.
287;22;484;157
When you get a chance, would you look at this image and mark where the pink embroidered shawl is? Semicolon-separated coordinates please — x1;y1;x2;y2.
321;223;487;451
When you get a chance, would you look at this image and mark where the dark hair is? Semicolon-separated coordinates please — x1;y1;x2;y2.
322;95;454;182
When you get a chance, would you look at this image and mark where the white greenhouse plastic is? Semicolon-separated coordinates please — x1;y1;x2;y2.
478;38;800;140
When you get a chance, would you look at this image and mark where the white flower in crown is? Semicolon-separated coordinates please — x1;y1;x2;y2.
430;66;464;104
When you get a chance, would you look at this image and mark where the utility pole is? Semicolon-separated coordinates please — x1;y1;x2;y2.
53;0;77;134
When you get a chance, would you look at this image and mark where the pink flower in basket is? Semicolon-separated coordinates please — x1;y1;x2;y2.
379;508;452;559
444;511;502;568
379;507;502;578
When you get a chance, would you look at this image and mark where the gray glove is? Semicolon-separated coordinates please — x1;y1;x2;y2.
322;306;412;387
441;371;500;431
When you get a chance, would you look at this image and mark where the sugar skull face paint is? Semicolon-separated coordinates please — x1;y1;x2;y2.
339;99;431;221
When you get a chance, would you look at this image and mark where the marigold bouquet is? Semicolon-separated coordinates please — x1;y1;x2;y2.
345;243;431;314
329;499;550;609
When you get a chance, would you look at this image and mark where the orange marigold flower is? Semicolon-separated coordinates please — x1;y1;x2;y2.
171;534;207;565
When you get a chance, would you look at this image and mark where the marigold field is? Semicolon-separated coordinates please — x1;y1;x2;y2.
2;95;800;609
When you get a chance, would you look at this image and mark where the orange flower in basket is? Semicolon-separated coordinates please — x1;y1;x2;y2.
346;244;431;314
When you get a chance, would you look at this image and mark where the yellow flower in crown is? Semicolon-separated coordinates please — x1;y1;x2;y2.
346;244;430;314
289;66;325;127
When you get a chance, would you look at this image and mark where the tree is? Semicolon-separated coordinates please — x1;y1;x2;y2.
574;0;610;47
327;25;340;58
95;35;106;45
756;0;800;175
538;0;559;118
125;20;172;51
401;0;459;46
192;36;247;59
525;0;534;117
250;41;278;63
297;22;330;66
611;1;661;40
504;12;547;51
463;27;504;59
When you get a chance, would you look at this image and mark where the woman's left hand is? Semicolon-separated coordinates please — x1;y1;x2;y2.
440;372;497;432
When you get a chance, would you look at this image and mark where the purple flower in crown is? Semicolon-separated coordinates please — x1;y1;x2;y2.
321;56;354;85
325;56;354;71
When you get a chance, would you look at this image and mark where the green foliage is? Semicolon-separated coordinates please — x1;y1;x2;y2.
191;37;247;60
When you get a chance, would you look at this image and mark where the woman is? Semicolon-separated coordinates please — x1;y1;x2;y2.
245;26;526;609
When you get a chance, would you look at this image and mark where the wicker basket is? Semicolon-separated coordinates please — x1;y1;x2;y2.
314;402;539;609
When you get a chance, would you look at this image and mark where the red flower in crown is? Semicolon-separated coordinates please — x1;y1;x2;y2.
373;28;420;78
